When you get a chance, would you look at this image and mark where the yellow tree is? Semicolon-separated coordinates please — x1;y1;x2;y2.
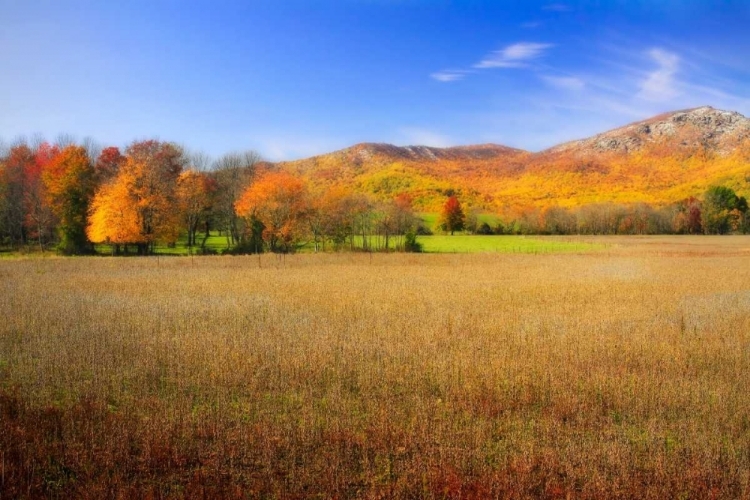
87;140;184;254
86;172;143;251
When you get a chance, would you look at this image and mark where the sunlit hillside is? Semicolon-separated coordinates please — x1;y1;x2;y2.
275;143;530;211
274;107;750;215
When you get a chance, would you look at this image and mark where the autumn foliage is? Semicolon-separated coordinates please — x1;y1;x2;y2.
235;171;309;252
176;169;215;248
87;141;185;254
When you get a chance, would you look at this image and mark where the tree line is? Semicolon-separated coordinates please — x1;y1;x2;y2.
0;138;421;255
451;187;748;236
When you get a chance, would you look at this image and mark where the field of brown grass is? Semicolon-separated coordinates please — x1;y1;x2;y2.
1;237;750;498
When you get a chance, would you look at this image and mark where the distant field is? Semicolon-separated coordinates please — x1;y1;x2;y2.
89;232;598;256
418;235;600;253
2;237;750;497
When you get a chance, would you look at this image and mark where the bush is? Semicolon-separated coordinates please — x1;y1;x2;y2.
476;222;493;235
404;230;422;253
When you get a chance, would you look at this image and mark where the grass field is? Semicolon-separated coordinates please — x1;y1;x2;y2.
2;237;750;498
418;235;600;253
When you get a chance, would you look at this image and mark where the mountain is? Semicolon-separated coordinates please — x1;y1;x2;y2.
272;107;750;214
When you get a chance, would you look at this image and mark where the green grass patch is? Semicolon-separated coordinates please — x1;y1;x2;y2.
93;232;231;256
417;235;601;253
418;212;439;228
7;231;597;257
476;213;501;226
418;212;500;231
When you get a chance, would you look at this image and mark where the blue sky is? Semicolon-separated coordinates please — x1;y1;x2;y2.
1;0;749;161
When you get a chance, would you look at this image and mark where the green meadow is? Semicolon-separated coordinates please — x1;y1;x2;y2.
417;235;601;253
5;232;600;257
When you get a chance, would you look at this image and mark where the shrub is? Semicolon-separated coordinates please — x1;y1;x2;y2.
404;230;422;252
476;222;493;235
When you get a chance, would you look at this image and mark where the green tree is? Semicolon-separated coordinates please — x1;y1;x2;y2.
702;186;747;234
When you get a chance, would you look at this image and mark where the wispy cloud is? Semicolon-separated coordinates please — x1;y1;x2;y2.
430;70;467;82
542;75;585;90
637;48;680;101
474;42;554;69
521;21;542;29
448;30;750;153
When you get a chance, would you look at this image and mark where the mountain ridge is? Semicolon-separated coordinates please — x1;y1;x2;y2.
270;107;750;213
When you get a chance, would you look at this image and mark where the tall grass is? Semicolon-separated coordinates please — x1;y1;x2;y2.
1;238;749;498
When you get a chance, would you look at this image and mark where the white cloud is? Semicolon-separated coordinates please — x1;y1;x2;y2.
474;42;554;69
521;21;542;29
637;48;680;101
542;75;585;90
430;71;466;82
398;127;453;148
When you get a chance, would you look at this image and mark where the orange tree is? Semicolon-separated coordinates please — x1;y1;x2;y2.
235;171;309;253
43;145;96;254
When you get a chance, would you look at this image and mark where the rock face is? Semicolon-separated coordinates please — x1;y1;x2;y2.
342;142;526;164
547;106;750;155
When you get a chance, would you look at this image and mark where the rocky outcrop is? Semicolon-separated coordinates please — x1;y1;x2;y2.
340;142;526;163
547;106;750;155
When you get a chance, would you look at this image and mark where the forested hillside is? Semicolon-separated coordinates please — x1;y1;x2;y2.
276;107;750;214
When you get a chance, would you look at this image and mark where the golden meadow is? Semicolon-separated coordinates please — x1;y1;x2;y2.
1;236;749;498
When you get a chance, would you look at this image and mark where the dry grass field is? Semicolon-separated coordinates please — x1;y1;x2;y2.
2;237;750;498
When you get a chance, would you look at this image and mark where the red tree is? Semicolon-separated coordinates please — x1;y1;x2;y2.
95;147;126;183
439;195;465;235
25;143;60;249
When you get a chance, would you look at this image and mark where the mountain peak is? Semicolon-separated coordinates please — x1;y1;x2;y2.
547;106;750;156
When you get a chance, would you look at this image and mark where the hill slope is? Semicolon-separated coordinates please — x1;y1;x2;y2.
273;107;750;213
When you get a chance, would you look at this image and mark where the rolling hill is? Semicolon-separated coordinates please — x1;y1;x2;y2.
272;107;750;214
